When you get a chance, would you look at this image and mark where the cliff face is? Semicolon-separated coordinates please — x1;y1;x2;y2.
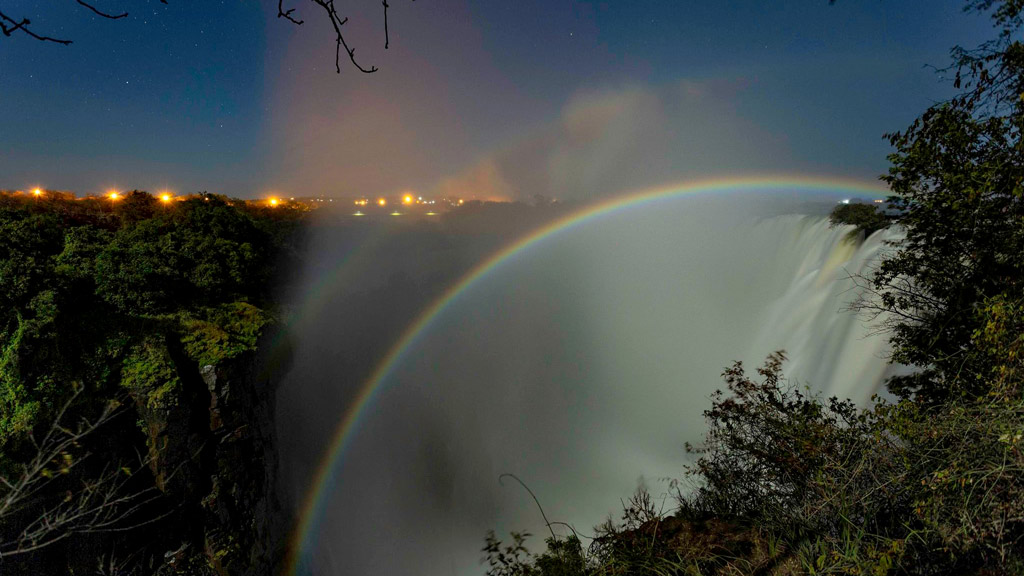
139;327;291;576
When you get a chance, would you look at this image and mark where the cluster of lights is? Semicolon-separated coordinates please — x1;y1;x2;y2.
21;188;376;208
18;188;466;217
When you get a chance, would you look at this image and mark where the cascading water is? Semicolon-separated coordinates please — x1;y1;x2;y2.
278;192;899;576
746;215;902;405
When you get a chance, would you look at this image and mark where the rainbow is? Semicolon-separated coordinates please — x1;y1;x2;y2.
285;174;888;574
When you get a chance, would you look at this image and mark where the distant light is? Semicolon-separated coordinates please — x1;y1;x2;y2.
160;193;172;203
32;188;42;197
426;212;437;216
458;199;464;205
353;211;364;216
378;198;387;207
269;198;279;207
841;199;850;204
417;196;423;201
873;199;884;203
403;194;414;205
391;211;401;216
108;191;120;201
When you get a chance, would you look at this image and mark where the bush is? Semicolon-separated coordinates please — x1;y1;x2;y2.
828;203;890;237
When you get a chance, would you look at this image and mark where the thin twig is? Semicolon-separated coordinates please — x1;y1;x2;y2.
0;10;73;44
74;0;128;20
499;473;557;541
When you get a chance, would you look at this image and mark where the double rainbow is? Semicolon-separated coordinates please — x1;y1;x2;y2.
286;175;888;574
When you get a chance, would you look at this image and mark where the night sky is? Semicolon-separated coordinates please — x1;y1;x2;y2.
1;1;991;199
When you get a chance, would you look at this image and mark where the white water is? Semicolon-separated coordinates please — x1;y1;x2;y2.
279;195;899;576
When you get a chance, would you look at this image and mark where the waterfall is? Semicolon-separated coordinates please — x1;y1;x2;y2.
746;215;902;404
278;196;900;576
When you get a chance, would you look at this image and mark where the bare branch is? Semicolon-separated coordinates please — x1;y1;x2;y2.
499;473;557;541
312;0;378;74
278;0;304;25
0;10;73;44
74;0;128;20
383;0;389;49
0;390;165;558
3;0;404;74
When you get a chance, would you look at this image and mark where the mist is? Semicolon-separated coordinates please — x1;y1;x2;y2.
277;191;896;576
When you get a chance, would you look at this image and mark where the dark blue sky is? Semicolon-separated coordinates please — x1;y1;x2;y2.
0;1;992;199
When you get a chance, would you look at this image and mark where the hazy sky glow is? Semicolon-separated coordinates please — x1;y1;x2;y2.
1;0;991;199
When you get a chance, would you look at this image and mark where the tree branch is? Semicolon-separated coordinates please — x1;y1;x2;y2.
0;10;73;44
278;0;304;25
3;0;404;74
383;0;389;49
0;390;165;558
74;0;128;20
313;0;378;74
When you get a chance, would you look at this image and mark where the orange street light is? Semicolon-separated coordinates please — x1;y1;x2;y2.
377;198;387;207
32;188;42;197
160;193;172;203
402;194;414;205
108;191;121;201
269;198;279;207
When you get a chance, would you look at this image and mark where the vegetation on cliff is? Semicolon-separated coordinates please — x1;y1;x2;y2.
483;1;1024;574
827;203;890;238
0;191;306;574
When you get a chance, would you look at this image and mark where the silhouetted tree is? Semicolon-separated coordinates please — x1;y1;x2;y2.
861;0;1024;402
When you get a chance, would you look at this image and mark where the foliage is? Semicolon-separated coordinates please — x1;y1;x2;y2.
180;302;275;366
869;0;1024;402
0;192;296;447
828;203;890;237
0;190;305;571
486;351;1024;575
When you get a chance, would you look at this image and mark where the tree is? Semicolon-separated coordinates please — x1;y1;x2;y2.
0;190;299;574
828;202;890;237
0;0;411;73
862;0;1024;402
